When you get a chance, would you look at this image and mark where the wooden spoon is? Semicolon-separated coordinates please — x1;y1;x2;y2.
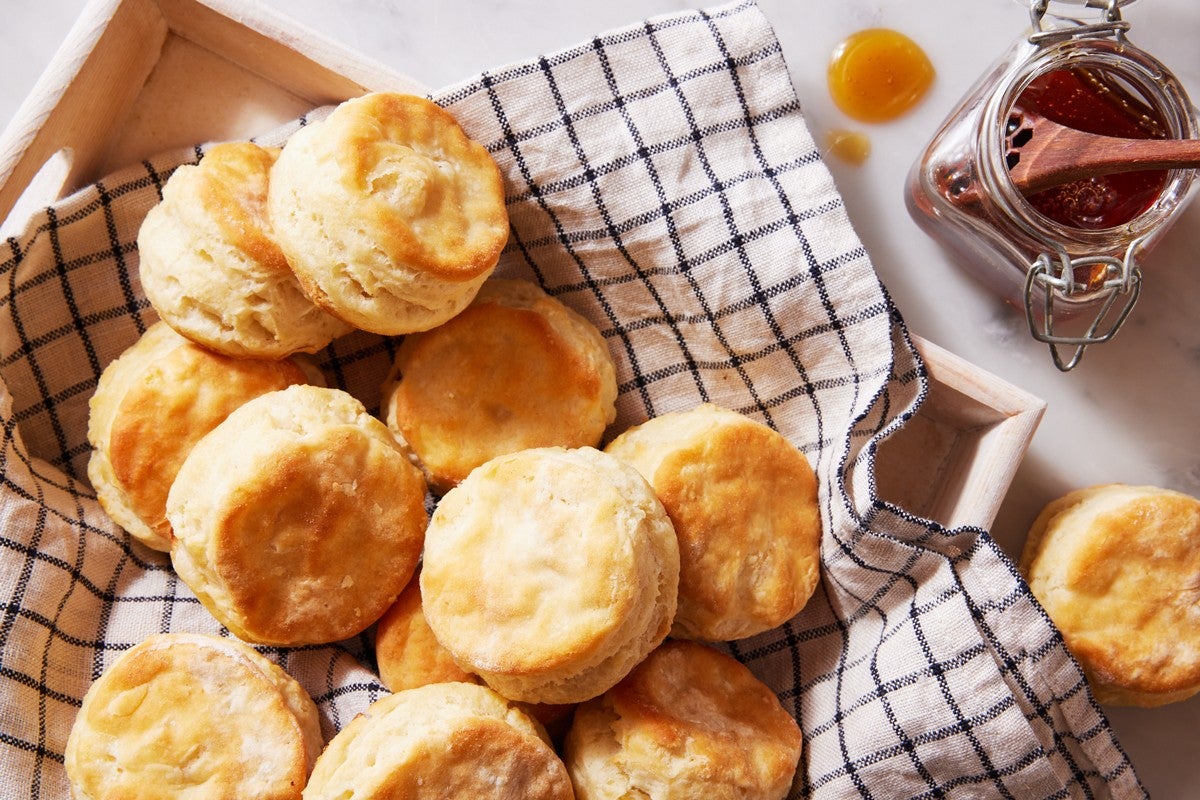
1006;110;1200;195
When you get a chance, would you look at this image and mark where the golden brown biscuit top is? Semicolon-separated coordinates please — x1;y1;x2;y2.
168;141;288;274
167;385;427;646
103;323;309;548
1021;484;1200;698
658;414;820;632
607;640;801;792
384;279;617;493
211;431;417;638
606;403;822;640
65;633;318;800
421;447;661;676
328;92;509;280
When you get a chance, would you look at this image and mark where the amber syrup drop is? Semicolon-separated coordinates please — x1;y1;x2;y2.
827;28;935;124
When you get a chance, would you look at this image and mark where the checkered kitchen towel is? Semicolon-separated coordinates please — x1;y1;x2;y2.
0;1;1143;797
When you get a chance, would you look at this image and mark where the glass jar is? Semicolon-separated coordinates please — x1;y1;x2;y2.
906;0;1198;370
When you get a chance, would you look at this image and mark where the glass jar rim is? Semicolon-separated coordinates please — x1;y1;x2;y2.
979;36;1197;253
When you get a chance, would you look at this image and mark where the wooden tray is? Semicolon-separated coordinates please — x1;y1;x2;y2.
0;0;1045;531
876;337;1044;529
0;0;423;232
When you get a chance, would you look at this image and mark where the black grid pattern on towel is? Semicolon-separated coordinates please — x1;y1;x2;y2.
0;2;1143;798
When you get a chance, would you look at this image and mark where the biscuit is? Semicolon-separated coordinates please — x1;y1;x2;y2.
303;682;573;800
604;403;822;641
87;322;319;552
421;446;679;705
167;384;427;646
563;639;802;800
64;632;322;800
1019;483;1200;707
137;141;352;359
382;278;617;493
267;92;509;335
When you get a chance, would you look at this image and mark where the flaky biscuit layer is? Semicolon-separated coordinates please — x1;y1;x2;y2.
138;142;351;358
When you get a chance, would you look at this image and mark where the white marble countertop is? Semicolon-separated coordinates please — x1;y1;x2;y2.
4;0;1198;795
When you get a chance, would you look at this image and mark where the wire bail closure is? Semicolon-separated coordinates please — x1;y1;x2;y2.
1023;245;1142;371
1021;0;1146;372
1028;0;1129;44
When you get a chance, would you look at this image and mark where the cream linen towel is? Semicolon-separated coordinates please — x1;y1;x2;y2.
0;2;1142;797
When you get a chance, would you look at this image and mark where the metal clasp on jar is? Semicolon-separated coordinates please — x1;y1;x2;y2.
1023;240;1142;371
1028;0;1131;45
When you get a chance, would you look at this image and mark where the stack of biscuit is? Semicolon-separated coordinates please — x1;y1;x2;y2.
86;321;320;552
73;91;817;799
267;92;510;336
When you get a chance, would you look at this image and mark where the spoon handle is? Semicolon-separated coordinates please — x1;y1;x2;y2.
1008;126;1200;195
